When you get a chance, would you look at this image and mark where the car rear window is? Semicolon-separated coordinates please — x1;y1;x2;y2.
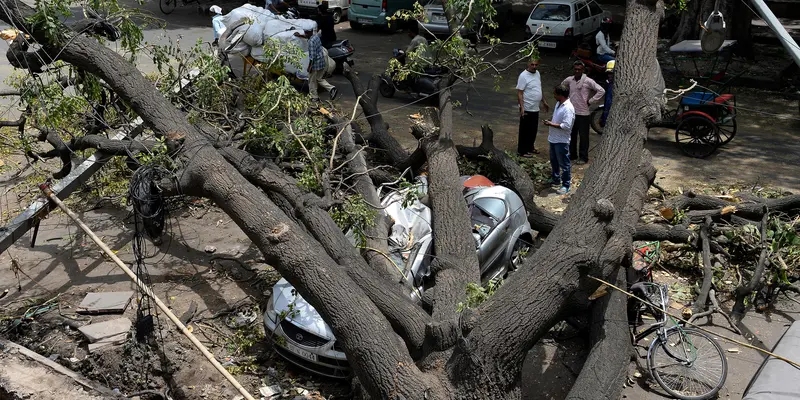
529;4;571;21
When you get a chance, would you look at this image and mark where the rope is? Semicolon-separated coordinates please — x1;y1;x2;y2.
588;275;800;369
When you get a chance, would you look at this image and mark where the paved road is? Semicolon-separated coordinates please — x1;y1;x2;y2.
2;1;796;192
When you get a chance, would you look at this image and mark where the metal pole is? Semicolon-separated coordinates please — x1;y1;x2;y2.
38;183;257;400
749;0;800;68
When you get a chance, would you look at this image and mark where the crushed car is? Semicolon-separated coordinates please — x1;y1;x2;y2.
264;175;533;378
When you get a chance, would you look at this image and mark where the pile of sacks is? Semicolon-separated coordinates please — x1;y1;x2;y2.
218;4;334;80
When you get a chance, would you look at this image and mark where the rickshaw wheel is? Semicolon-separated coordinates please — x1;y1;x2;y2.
716;109;737;145
675;115;720;158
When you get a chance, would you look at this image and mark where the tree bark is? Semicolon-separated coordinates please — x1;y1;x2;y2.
446;1;666;394
731;212;770;324
0;0;696;395
566;267;631;400
411;102;481;320
692;216;714;314
0;3;450;396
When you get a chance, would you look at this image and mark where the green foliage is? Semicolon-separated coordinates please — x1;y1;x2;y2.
387;0;517;85
135;137;173;168
224;323;265;374
330;194;377;248
457;279;502;312
28;0;72;44
667;0;688;11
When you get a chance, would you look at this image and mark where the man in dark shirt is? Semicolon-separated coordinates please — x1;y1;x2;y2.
317;2;336;48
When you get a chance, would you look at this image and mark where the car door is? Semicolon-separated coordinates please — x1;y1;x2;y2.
575;1;591;36
472;197;509;274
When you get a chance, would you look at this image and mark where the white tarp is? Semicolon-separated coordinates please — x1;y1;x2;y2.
219;5;320;80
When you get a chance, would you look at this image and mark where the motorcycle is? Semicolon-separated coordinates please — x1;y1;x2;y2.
325;40;355;74
379;49;441;101
572;45;608;84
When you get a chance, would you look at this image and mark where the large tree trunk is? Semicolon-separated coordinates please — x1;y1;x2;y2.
444;0;665;396
0;0;677;396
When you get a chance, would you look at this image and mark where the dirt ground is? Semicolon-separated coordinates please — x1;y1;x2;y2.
0;2;799;399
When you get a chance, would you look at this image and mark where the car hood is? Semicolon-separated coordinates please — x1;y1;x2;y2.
272;278;334;340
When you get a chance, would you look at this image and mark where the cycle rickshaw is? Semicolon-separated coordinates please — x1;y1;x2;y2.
591;39;739;158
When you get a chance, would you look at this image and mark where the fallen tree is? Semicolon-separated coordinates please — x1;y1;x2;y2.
7;0;795;398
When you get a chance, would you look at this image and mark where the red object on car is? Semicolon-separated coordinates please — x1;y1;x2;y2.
462;175;494;189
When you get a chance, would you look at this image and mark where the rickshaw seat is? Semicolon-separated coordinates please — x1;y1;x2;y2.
680;91;733;106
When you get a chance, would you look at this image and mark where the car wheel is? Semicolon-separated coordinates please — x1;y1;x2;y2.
350;20;363;30
509;237;531;272
332;8;342;24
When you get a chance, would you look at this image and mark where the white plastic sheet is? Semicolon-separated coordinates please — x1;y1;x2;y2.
220;5;320;80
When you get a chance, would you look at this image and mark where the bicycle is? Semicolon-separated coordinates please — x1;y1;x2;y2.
630;281;728;400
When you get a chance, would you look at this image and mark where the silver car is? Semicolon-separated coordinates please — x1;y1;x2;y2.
263;175;533;377
418;0;513;40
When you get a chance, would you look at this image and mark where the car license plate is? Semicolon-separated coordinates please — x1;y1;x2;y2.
357;18;372;24
286;343;318;362
538;41;557;49
432;14;446;23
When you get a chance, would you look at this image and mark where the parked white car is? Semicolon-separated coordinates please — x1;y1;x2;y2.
264;175;533;378
525;0;609;50
297;0;349;23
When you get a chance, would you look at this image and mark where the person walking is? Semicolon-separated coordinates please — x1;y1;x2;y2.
210;5;226;47
561;60;605;164
543;84;575;195
516;57;550;157
298;27;338;101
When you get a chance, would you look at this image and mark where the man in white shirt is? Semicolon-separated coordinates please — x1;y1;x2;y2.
516;58;550;157
596;18;615;64
543;84;575;195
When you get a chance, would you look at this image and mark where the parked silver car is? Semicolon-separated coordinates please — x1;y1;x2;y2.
264;175;533;377
418;0;513;40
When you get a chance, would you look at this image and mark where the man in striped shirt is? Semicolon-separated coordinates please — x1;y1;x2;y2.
300;28;338;101
561;61;605;164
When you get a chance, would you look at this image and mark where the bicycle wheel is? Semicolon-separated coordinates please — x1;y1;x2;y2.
648;328;727;400
160;0;176;14
716;109;736;145
675;116;719;158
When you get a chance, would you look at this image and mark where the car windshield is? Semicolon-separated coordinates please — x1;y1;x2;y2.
530;4;571;21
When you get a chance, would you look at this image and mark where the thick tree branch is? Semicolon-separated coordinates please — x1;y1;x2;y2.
0;2;445;395
411;104;480;320
445;0;666;394
566;267;631;400
731;212;770;324
692;216;714;314
343;69;425;172
219;148;440;356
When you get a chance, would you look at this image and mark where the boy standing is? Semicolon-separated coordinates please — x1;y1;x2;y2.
543;84;575;195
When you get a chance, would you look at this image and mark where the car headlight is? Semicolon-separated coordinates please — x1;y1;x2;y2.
265;295;277;324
